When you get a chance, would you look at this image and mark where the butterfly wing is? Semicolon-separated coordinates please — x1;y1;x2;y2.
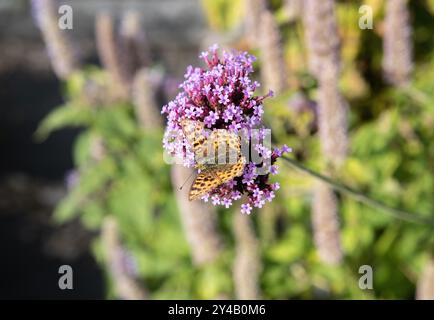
189;156;246;201
188;168;223;201
216;156;246;183
181;119;206;158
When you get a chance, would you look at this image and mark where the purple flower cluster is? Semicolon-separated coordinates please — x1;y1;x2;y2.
162;45;290;214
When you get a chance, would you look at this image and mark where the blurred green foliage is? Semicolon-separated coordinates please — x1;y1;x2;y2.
37;0;434;299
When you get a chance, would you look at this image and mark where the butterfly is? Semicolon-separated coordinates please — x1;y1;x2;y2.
181;119;246;201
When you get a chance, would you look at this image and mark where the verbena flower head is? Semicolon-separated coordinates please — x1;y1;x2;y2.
162;44;290;214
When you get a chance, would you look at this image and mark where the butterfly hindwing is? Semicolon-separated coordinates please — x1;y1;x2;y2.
188;157;246;201
188;168;222;201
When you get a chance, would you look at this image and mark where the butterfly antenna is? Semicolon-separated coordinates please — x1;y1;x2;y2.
179;170;195;190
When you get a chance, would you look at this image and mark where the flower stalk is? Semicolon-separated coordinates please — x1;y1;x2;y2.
171;165;224;266
259;9;288;95
132;68;162;130
233;213;261;299
416;257;434;300
303;0;347;265
382;0;413;87
120;11;152;78
243;0;267;47
31;0;80;79
95;12;131;100
102;216;148;300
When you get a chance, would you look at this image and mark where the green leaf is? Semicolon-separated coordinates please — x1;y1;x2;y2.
54;157;117;224
81;200;106;230
73;131;93;166
35;104;92;141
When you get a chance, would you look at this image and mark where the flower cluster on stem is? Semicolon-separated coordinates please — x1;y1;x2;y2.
162;45;290;214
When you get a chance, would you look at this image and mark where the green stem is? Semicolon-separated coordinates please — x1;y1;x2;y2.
402;86;434;112
281;156;434;226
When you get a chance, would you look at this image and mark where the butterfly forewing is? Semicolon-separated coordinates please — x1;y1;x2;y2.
181;119;207;158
